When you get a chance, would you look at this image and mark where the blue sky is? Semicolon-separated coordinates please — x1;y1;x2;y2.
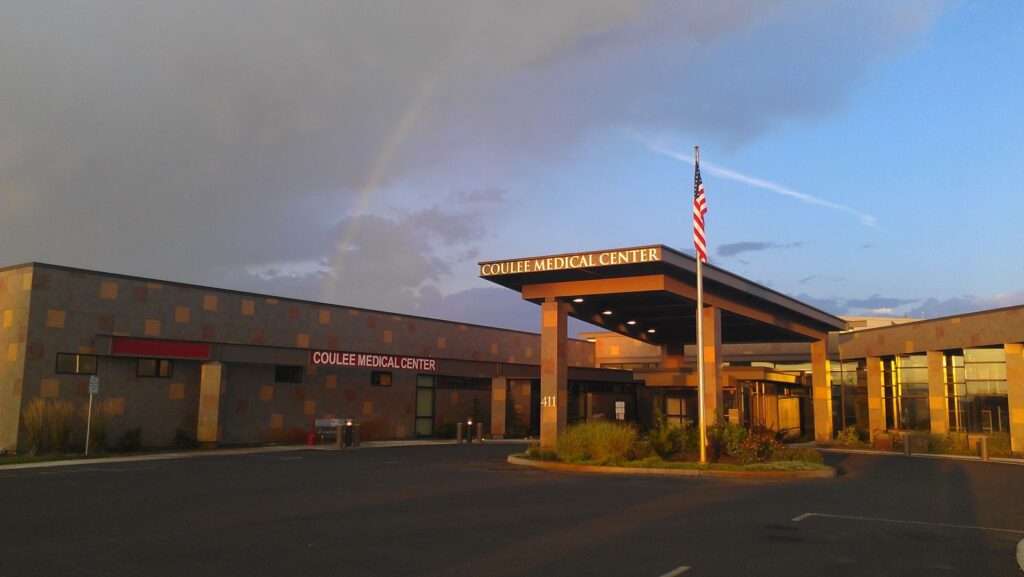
2;1;1022;334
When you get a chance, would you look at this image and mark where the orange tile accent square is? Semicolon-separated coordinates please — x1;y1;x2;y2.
296;334;310;348
108;397;125;416
7;343;18;362
78;345;95;354
324;412;336;420
490;343;498;354
307;365;317;376
40;378;60;398
144;319;161;336
46;309;66;329
382;330;393;344
507;355;517;363
395;425;406;438
260;385;274;401
169;382;186;400
348;309;359;316
147;282;164;290
2;309;12;328
100;281;118;300
265;298;278;305
270;413;283;429
21;273;32;291
525;347;533;358
459;325;467;332
304;400;317;416
241;299;255;316
203;294;218;312
319;309;331;325
325;375;338;389
437;337;446;349
450;391;459;404
175;307;191;323
361;401;373;415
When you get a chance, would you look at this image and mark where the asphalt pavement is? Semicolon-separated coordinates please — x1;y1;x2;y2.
1;444;1022;576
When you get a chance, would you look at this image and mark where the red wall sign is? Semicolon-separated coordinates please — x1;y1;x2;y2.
111;337;211;359
310;350;437;372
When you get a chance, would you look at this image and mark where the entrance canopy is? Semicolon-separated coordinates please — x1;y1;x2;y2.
480;245;844;344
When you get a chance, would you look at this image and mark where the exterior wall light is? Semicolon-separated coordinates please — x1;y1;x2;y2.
627;320;637;325
572;298;584;303
602;310;613;315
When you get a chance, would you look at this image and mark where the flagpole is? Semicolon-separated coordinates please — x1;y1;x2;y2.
695;145;707;464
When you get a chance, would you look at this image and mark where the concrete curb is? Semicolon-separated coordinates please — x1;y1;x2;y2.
816;447;1024;466
0;438;531;470
506;455;836;479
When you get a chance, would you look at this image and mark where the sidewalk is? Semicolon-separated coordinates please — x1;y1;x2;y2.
815;445;1024;466
0;438;530;471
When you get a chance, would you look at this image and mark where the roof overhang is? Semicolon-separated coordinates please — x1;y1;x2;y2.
480;245;845;345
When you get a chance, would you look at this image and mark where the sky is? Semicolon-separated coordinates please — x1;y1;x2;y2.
2;0;1022;336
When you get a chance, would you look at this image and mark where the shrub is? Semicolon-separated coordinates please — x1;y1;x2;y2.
834;425;865;447
645;408;683;458
21;398;48;455
732;429;781;464
46;399;76;453
82;399;116;453
986;433;1012;458
708;419;747;461
929;432;971;455
770;446;824;464
118;427;143;452
525;442;557;461
173;427;199;450
433;421;456;439
556;421;639;465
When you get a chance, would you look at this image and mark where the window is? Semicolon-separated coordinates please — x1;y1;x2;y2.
883;355;929;431
138;358;173;378
371;371;392;386
947;348;1008;433
274;365;303;383
830;360;867;435
56;353;98;375
415;375;435;436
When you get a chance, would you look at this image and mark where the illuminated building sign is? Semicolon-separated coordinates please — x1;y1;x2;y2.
480;247;661;277
310;350;437;372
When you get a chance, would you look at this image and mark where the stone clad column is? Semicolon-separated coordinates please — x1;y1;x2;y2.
702;306;723;423
490;377;508;439
1005;342;1024;455
866;357;886;438
198;361;225;446
811;339;832;444
927;350;948;436
540;299;568;450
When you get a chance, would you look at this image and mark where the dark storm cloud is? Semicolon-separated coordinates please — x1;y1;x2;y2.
718;241;803;258
0;0;944;328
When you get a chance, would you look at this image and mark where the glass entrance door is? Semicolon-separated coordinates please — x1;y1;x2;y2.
415;375;435;436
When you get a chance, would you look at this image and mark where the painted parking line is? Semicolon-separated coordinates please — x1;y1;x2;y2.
656;565;690;577
1017;539;1023;573
792;512;1024;535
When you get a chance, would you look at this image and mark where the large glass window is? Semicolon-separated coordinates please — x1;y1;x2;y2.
883;355;930;431
415;375;435;436
831;360;867;435
56;353;98;375
138;358;173;378
947;347;1008;433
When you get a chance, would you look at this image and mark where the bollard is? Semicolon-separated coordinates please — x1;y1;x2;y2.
902;433;911;456
456;422;464;443
475;422;484;444
335;425;343;449
466;420;474;443
352;423;360;447
979;436;989;461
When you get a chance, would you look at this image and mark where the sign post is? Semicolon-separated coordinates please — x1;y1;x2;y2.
85;375;99;455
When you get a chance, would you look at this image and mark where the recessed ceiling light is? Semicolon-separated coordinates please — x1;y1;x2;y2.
647;328;656;333
602;310;613;315
626;320;636;325
572;298;584;303
586;338;596;343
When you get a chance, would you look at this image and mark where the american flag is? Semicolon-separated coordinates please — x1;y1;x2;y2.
693;152;707;262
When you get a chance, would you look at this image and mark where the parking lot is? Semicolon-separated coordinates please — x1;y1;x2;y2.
2;445;1022;576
